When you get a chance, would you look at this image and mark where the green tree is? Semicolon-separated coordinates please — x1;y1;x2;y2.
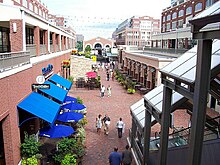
85;45;91;53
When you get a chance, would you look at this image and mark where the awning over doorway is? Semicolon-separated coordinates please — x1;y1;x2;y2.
48;74;72;90
38;81;68;103
17;92;60;125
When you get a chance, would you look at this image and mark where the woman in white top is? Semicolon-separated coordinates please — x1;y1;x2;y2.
96;114;102;135
116;118;125;138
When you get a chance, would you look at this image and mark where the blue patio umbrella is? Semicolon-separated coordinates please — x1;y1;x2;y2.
39;125;75;138
64;96;77;103
61;102;86;111
57;112;84;122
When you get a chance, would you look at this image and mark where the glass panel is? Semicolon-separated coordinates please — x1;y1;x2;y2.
178;10;184;17
172;92;184;104
195;3;202;12
149;93;163;106
155;101;162;113
211;53;220;70
172;12;177;19
131;98;143;110
161;52;196;72
171;55;197;76
186;7;192;15
181;67;196;81
144;85;163;100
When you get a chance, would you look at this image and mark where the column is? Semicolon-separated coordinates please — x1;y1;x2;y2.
158;86;172;165
45;30;49;53
10;19;23;52
52;32;56;52
188;40;212;165
34;26;40;56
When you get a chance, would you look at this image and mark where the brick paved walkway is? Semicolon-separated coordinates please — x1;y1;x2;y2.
69;69;142;165
68;68;190;165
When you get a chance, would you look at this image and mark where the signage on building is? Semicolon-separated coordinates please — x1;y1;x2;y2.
36;75;45;84
91;56;97;62
31;84;50;90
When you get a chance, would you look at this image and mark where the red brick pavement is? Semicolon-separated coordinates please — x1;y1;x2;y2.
68;69;190;165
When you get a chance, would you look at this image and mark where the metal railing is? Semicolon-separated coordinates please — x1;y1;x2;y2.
50;45;54;53
40;44;47;55
0;51;30;72
26;44;36;57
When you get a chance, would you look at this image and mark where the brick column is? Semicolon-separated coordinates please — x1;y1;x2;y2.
45;30;48;53
34;26;40;56
62;36;65;51
52;33;56;52
57;34;61;51
10;19;23;52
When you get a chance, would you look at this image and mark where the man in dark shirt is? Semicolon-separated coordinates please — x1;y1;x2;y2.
109;147;122;165
122;145;132;165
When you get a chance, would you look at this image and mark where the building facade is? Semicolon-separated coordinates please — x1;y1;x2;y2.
115;16;160;49
0;0;75;164
151;0;219;49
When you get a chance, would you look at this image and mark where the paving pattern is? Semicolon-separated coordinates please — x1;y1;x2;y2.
69;68;190;165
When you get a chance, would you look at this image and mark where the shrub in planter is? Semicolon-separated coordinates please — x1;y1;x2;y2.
61;154;77;165
77;97;83;104
127;88;135;94
21;156;38;165
20;132;41;158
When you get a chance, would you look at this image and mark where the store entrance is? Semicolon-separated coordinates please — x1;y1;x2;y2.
0;122;5;165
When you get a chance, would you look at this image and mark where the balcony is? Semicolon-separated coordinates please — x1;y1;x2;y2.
26;44;36;57
0;51;30;73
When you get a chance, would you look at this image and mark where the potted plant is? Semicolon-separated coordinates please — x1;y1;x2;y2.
127;88;135;94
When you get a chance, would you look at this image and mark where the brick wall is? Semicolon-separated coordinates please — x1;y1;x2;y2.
10;19;23;52
34;26;40;56
0;52;70;164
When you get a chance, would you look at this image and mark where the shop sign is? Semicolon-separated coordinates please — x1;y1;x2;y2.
32;84;50;90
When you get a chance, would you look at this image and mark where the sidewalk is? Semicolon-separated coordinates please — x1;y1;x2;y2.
69;68;142;165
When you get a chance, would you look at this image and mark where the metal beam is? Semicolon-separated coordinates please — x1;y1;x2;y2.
193;30;220;39
143;102;152;165
158;86;172;165
188;39;212;165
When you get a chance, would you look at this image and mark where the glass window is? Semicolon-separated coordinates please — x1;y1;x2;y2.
195;2;202;12
186;6;192;15
29;3;33;11
35;6;38;14
23;0;28;8
0;27;10;53
206;0;214;8
178;10;184;17
167;14;171;21
172;12;177;19
162;16;166;22
40;31;44;44
26;27;34;44
178;19;183;28
39;9;42;16
172;21;177;29
166;23;170;31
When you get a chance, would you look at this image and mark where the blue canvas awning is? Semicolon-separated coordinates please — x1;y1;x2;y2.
38;81;68;103
48;74;72;90
57;112;84;122
17;92;60;125
64;96;77;103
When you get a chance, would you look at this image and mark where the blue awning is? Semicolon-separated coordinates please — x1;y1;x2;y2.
48;74;72;90
38;81;68;103
57;112;84;122
61;102;86;111
17;92;60;125
64;96;77;103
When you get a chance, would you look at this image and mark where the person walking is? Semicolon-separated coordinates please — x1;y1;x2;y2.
96;114;102;135
108;147;122;165
107;85;112;97
102;114;111;135
100;85;105;98
122;145;132;165
116;118;125;138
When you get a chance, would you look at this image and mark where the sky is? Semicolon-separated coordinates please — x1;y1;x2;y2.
41;0;171;40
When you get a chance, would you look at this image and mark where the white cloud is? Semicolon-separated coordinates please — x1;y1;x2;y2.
42;0;170;40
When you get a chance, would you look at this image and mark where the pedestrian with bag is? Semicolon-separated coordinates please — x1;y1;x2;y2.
96;114;102;135
102;114;111;135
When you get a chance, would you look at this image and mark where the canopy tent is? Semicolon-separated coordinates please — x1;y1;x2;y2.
57;112;84;122
39;124;75;138
64;96;77;103
17;92;60;126
38;81;68;103
48;74;72;90
86;71;97;78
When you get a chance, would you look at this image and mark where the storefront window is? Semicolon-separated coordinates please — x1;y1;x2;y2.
26;27;34;44
186;6;192;15
0;27;10;53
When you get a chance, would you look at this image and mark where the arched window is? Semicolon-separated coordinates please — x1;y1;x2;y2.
195;2;202;12
186;6;192;15
167;14;171;21
29;3;33;11
172;12;177;19
178;10;184;17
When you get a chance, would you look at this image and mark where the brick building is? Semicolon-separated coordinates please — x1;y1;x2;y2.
114;16;160;49
0;0;76;164
151;0;219;49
